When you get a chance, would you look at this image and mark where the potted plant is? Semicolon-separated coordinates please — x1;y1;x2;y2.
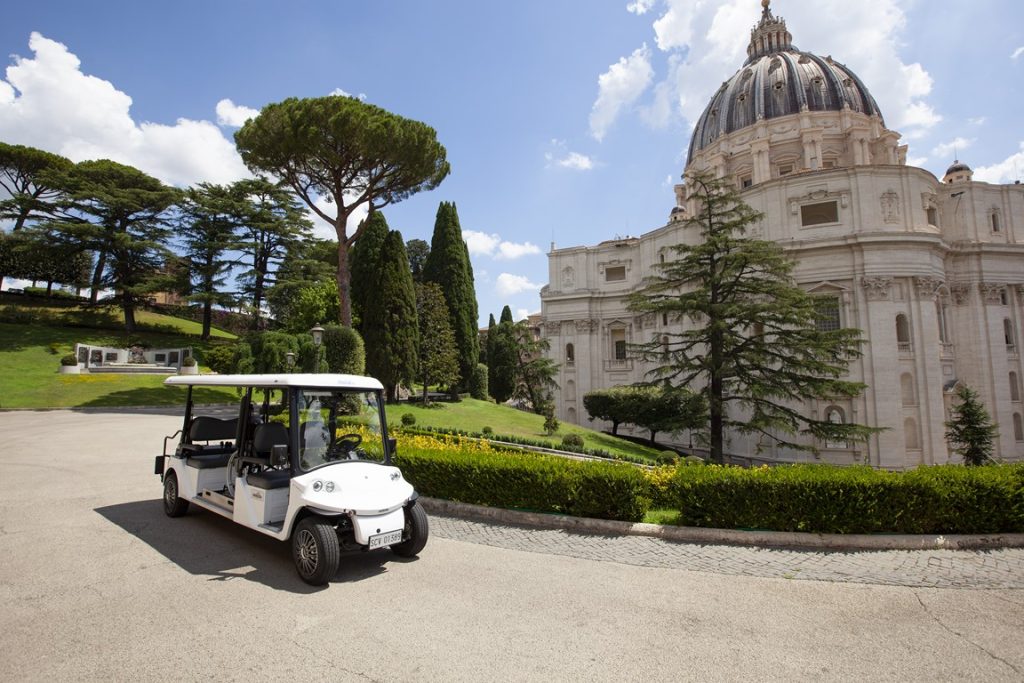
179;355;199;375
59;353;80;375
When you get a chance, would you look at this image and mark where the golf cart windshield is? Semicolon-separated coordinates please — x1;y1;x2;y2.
295;388;385;472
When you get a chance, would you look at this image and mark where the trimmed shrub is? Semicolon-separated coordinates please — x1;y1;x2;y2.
60;353;78;367
182;355;197;367
48;342;62;355
204;344;240;374
323;324;365;375
561;433;584;449
671;463;1024;534
401;413;417;426
469;362;488;400
394;447;650;522
246;331;299;374
481;426;493;435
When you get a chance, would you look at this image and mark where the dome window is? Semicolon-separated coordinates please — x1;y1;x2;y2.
773;81;785;91
737;92;747;102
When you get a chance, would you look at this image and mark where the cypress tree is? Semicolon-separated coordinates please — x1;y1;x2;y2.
415;282;459;404
488;306;517;403
349;211;390;331
363;230;419;402
423;201;479;391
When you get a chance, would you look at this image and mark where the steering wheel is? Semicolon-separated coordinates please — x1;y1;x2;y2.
328;433;363;460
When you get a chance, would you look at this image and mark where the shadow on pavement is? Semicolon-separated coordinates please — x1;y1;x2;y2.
95;499;393;592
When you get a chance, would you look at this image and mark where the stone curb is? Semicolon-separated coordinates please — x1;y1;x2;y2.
419;497;1024;551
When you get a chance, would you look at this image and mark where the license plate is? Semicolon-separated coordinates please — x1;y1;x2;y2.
368;529;403;549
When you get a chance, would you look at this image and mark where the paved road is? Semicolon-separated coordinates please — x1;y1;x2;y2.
1;410;1022;681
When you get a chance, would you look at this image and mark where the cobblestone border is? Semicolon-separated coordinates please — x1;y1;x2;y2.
419;497;1024;551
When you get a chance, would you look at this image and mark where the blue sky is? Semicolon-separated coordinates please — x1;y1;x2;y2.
2;1;1023;325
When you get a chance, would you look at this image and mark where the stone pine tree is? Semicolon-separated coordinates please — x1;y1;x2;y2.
363;230;419;402
945;384;999;466
415;282;459;404
234;96;450;327
48;160;179;331
628;173;873;463
423;201;479;391
487;306;517;403
177;183;243;339
348;211;390;331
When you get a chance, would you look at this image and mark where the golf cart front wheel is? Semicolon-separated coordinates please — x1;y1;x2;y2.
392;500;429;558
292;516;340;586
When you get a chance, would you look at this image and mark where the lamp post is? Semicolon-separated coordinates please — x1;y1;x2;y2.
310;323;324;373
285;351;296;373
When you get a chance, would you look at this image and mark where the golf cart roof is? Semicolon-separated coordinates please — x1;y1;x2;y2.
164;373;385;391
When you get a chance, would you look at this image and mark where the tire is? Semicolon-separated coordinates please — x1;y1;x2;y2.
163;471;190;517
292;516;341;586
392;501;429;558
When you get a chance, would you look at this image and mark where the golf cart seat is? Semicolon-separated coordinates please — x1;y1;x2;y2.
182;416;238;468
247;422;291;489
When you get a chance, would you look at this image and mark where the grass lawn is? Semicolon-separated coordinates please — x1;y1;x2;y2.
0;321;239;409
389;397;668;463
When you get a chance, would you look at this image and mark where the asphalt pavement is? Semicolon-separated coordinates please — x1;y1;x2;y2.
1;409;1022;681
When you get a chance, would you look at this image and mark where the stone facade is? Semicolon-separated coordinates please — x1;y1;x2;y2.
540;5;1024;468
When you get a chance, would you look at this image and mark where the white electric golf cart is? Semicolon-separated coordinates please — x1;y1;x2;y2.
155;373;428;585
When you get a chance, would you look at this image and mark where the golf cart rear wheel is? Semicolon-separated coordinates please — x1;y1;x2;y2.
392;501;429;558
292;516;340;586
163;471;190;517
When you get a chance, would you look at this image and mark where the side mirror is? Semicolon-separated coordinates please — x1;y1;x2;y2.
271;444;289;467
387;438;398;457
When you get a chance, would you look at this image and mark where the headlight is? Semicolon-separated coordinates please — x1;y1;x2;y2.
325;481;335;493
312;480;323;492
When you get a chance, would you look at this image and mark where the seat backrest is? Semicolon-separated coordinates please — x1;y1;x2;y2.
189;416;238;443
253;422;289;456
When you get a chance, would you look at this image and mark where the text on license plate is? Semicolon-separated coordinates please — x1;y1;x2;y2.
368;529;404;549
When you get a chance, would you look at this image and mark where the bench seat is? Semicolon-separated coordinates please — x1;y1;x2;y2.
247;469;291;489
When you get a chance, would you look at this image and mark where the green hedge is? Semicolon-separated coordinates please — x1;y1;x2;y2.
394;447;650;522
672;464;1024;534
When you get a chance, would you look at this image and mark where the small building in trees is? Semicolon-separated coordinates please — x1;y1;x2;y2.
540;2;1024;468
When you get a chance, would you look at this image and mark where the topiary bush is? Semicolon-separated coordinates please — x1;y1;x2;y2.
671;463;1024;534
394;447;650;522
561;433;584;450
204;344;241;375
469;362;489;400
401;412;416;426
323;324;365;375
481;426;493;435
182;355;197;367
60;353;78;367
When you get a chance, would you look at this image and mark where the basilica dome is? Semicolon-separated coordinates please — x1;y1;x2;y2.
686;1;883;165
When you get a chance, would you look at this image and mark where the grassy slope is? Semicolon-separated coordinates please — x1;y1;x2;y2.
0;314;239;409
390;398;666;463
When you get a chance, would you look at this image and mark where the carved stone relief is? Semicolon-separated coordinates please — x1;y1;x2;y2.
913;276;944;300
575;318;599;333
949;282;971;305
561;266;575;290
880;190;900;224
544;321;562;335
861;277;892;301
980;283;1006;305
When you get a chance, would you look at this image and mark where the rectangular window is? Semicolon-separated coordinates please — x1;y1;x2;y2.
740;175;752;189
822;159;837;169
611;328;627;360
777;164;794;177
801;201;839;226
926;207;938;226
605;266;626;282
814;296;841;332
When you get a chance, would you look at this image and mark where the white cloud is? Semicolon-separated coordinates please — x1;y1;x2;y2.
973;142;1024;184
968;116;987;126
330;87;367;100
496;273;542;297
905;156;928;168
463;230;541;260
638;0;941;140
515;308;532;322
556;152;595;170
931;137;974;160
1011;46;1024;60
215;98;259;127
306;193;368;241
627;0;656;15
0;32;249;187
589;43;654;141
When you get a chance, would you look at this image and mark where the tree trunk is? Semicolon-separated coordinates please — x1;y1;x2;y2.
202;300;212;340
611;420;619;436
89;250;107;305
337;238;352;327
46;280;53;297
251;271;264;330
649;430;658;446
123;295;136;333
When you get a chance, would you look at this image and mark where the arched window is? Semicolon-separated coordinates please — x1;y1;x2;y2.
991;211;1001;233
1014;413;1023;442
1005;319;1016;351
661;335;670;359
901;373;916;407
1011;372;1021;402
567;407;578;425
566;379;576;401
936;301;950;344
565;343;574;365
904;417;920;450
896;314;912;351
825;406;846;449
